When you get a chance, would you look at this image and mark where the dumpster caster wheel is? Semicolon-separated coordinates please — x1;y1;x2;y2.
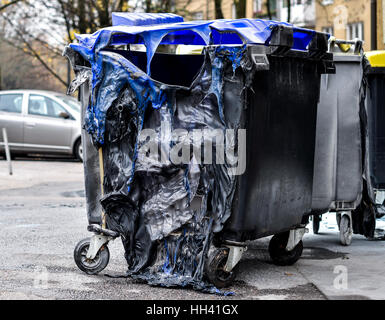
269;233;303;266
339;215;352;246
313;215;321;234
74;237;110;274
206;248;237;288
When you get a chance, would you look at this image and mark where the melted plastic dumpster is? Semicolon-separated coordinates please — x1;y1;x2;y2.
309;39;366;245
65;13;334;293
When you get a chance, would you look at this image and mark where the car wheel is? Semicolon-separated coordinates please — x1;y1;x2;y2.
312;215;321;234
74;139;83;162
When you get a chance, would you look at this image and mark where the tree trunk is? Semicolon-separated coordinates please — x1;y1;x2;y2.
99;0;110;27
235;0;246;18
145;0;152;12
77;1;87;34
267;0;272;20
287;0;291;23
214;0;224;19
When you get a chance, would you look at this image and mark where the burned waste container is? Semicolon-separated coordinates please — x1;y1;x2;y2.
65;13;334;292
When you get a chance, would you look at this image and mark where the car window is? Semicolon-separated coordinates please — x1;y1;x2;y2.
0;94;23;114
28;94;69;118
55;95;80;113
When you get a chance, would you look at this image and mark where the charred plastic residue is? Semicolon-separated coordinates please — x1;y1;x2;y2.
65;22;263;294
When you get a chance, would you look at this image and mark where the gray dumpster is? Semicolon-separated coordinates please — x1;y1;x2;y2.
356;50;385;238
310;39;365;245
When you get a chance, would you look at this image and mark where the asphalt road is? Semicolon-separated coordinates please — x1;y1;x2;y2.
1;158;385;300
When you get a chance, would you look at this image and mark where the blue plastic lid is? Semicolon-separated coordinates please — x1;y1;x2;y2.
71;14;323;75
75;17;317;52
112;12;184;26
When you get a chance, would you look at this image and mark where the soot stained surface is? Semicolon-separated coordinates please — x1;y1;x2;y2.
66;42;253;294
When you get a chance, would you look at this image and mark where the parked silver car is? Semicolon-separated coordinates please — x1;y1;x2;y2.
0;90;82;161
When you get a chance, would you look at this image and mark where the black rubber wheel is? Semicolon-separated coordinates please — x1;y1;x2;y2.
269;232;303;266
313;215;321;234
74;237;109;274
339;215;352;246
205;248;238;288
74;139;83;162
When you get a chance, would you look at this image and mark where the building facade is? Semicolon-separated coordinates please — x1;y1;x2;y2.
177;0;314;27
277;0;316;28
176;0;385;51
176;0;236;20
315;0;385;51
177;0;279;20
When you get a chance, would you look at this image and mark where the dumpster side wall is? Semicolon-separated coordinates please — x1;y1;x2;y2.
80;82;104;224
367;70;385;189
223;55;321;241
312;58;363;212
334;61;363;204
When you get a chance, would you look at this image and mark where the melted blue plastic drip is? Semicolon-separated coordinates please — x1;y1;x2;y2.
73;48;172;193
209;45;246;124
70;27;248;195
217;45;245;74
80;50;169;144
69;18;320;145
162;239;172;274
69;43;248;212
